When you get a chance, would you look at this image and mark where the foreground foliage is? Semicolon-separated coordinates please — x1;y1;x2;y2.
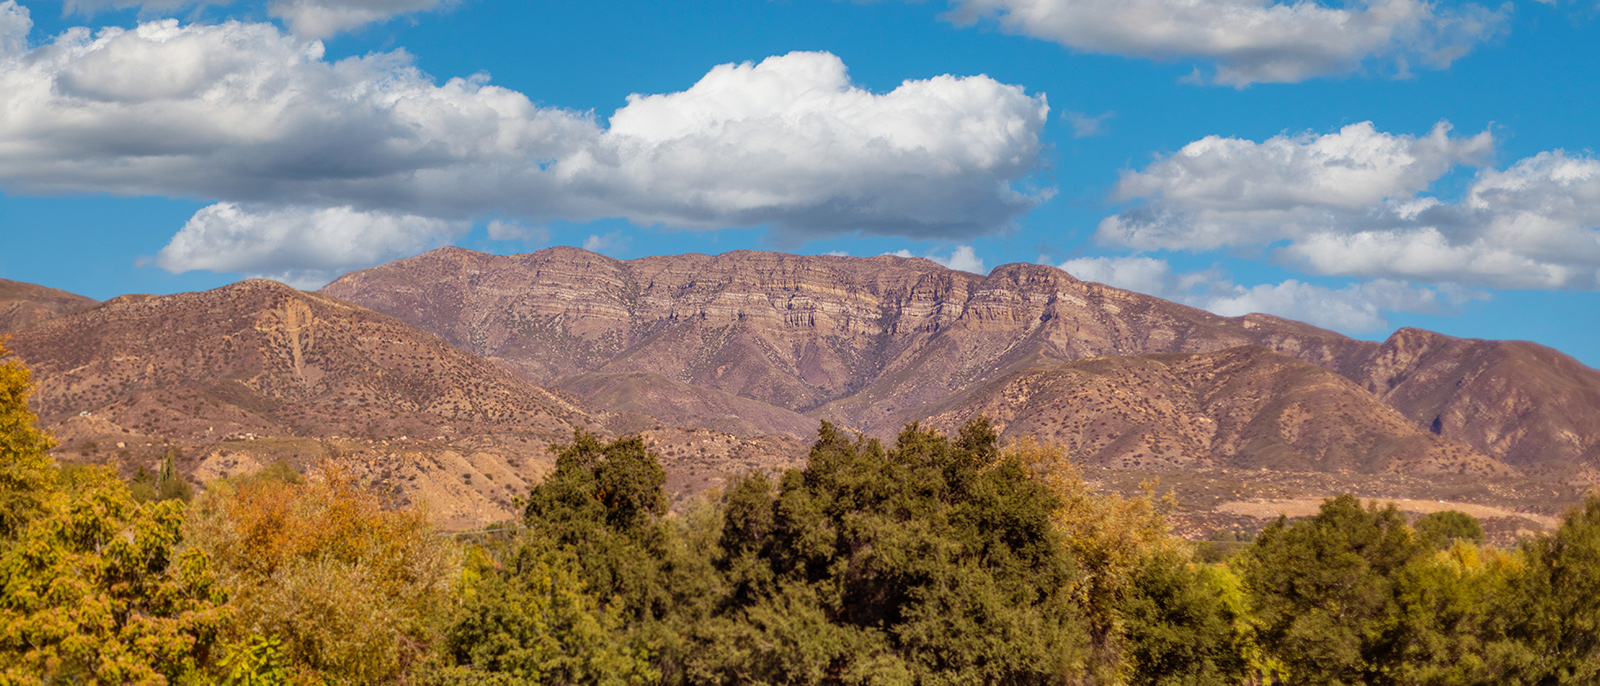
11;341;1600;683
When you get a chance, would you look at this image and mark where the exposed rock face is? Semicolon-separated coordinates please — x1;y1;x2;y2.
323;246;1600;478
0;279;99;336
922;347;1508;476
320;247;1370;412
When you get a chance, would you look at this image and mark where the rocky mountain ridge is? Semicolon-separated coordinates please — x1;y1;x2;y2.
322;246;1600;478
6;247;1599;533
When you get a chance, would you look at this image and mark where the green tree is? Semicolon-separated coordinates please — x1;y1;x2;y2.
1235;495;1426;686
1414;511;1485;550
1119;553;1252;686
1490;497;1600;684
435;542;656;685
689;420;1088;684
130;450;195;504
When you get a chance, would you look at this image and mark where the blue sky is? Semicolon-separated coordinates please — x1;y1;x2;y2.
2;0;1597;367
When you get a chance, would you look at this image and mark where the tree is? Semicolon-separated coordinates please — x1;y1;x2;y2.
1119;552;1253;686
1490;497;1600;684
185;463;459;685
130;450;195;504
0;340;56;539
435;543;656;685
688;420;1088;684
1235;495;1427;686
1414;510;1485;550
1007;437;1198;683
0;466;230;685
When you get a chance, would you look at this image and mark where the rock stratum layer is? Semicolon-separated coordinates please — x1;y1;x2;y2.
322;246;1600;478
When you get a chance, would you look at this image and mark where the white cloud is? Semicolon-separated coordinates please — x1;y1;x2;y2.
0;0;25;56
1060;255;1174;295
268;0;451;39
580;51;1049;238
0;7;1050;276
54;0;448;38
485;219;547;243
1062;110;1112;138
1058;255;1476;332
157;203;467;288
944;0;1506;86
1200;278;1462;332
929;245;986;273
885;245;988;273
1100;122;1600;289
582;232;627;255
1101;121;1493;251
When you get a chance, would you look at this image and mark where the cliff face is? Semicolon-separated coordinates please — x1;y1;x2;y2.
320;247;1372;411
12;279;591;439
322;246;1600;478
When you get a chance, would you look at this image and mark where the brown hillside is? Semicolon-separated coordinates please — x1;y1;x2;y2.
1350;328;1600;478
919;347;1509;476
558;371;818;439
0;278;99;335
7;279;600;527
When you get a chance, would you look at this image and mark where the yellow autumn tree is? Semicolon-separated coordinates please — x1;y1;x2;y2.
185;463;460;685
0;341;232;686
0;340;56;538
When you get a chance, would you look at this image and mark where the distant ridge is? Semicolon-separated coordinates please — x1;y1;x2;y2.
321;246;1600;478
0;278;98;336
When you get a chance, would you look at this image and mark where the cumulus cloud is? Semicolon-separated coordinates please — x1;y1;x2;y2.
0;0;25;55
931;245;987;273
943;0;1507;86
1101;121;1493;250
157;203;467;288
0;6;1050;277
582;232;628;255
1058;255;1477;332
886;245;988;273
55;0;448;38
1099;122;1600;289
268;0;451;39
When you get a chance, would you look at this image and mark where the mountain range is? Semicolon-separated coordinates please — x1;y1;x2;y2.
5;248;1599;531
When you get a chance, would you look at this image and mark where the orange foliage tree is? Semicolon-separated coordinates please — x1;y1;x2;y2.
185;463;459;685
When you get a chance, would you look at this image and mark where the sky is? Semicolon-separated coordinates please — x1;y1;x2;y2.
1;0;1597;367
